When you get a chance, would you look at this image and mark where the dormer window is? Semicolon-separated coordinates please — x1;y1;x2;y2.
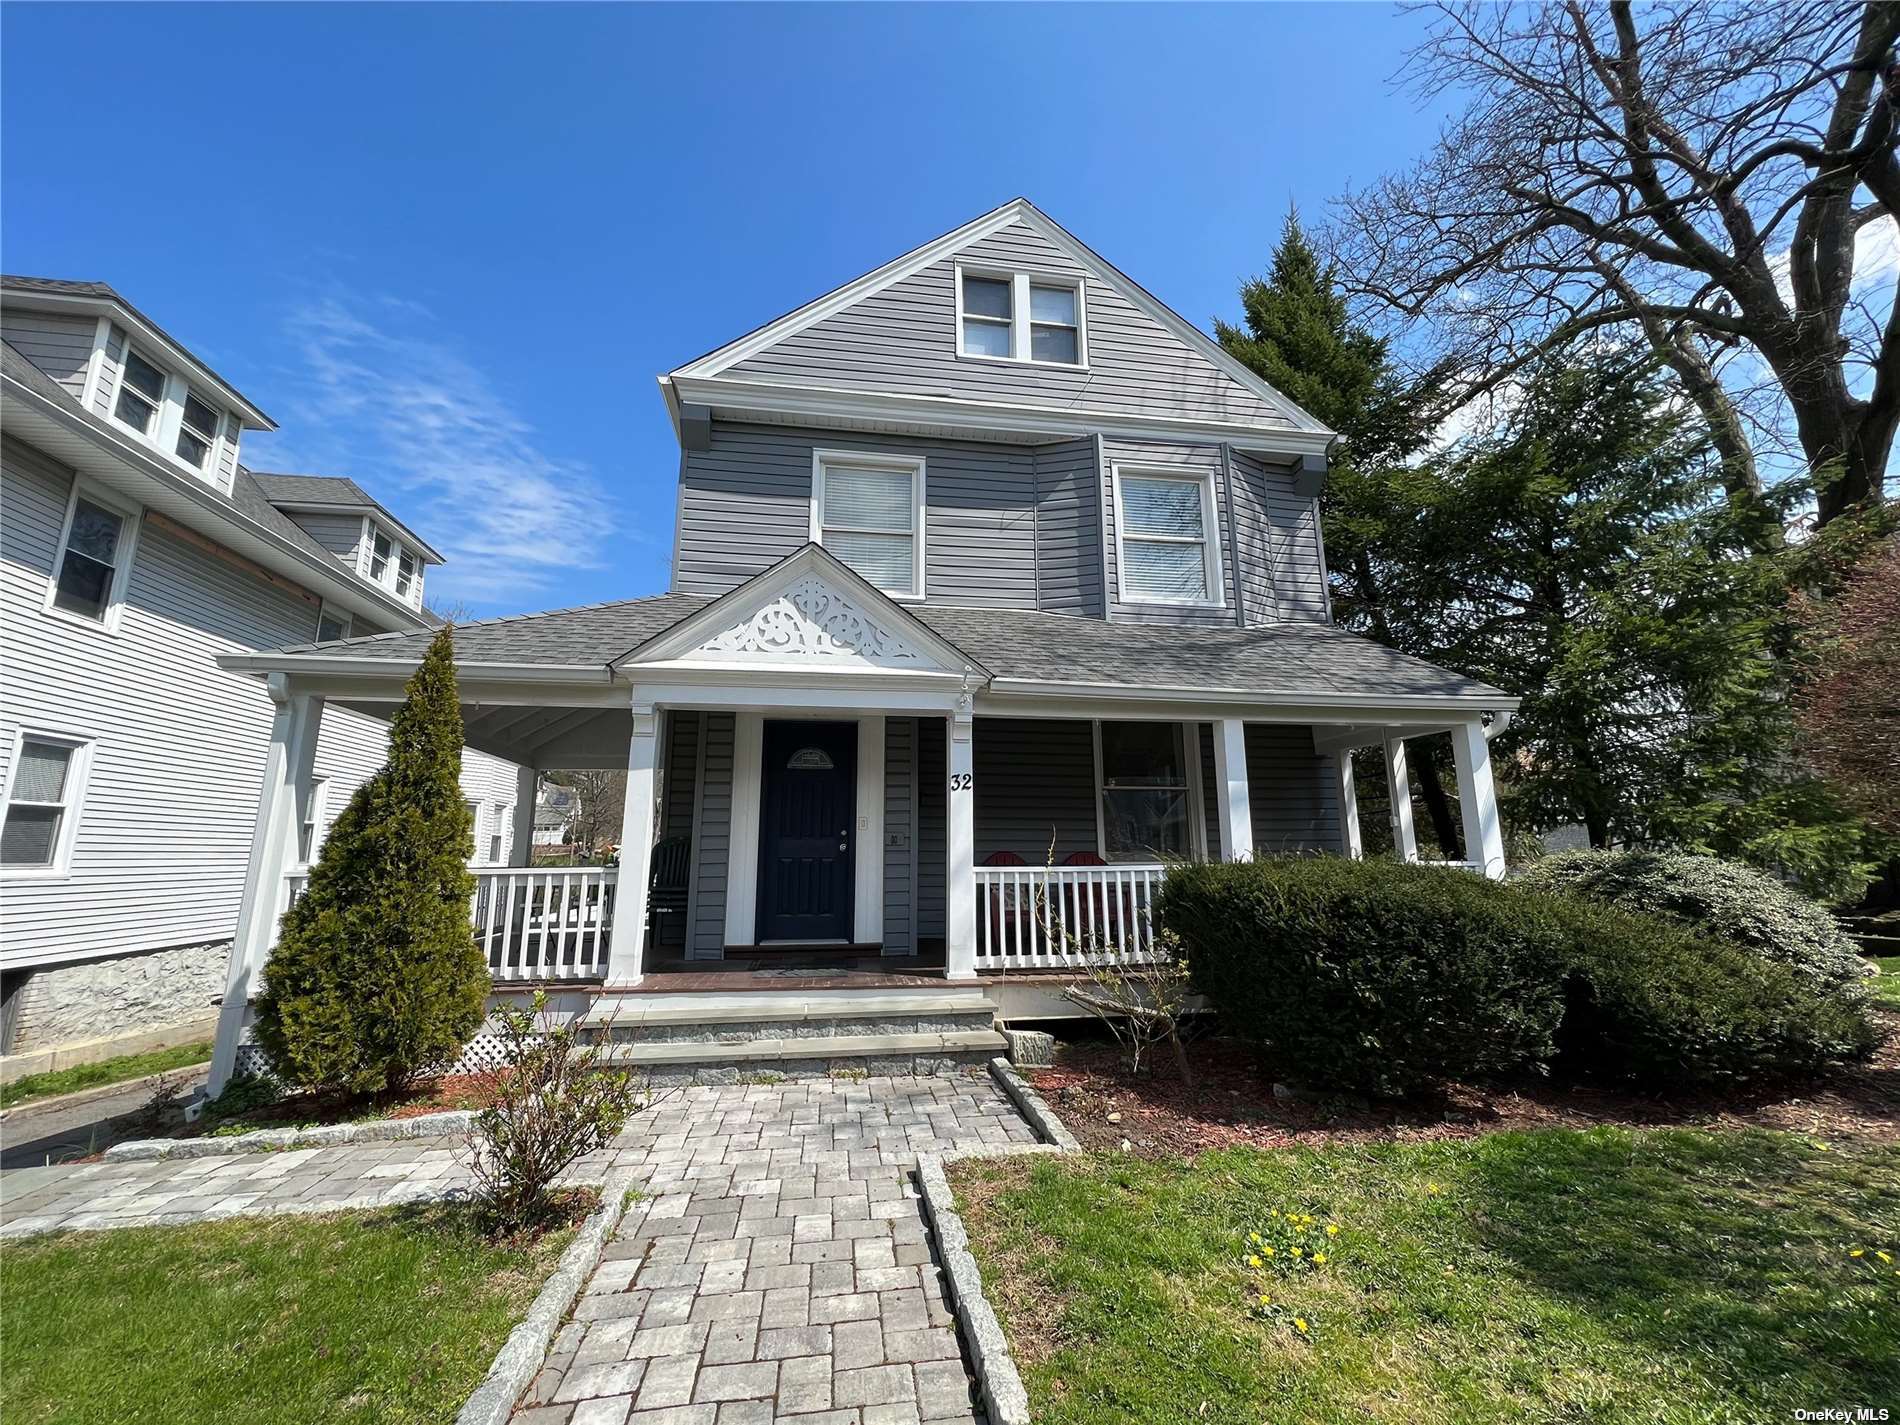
956;267;1085;367
114;348;165;434
368;529;392;581
395;548;417;597
175;391;219;469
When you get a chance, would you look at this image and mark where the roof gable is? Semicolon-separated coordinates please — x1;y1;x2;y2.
619;543;986;678
672;200;1329;439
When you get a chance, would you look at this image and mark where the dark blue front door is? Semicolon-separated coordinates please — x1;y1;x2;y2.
757;720;857;942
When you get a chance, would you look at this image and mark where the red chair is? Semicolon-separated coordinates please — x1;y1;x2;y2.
981;851;1030;956
1058;850;1117;949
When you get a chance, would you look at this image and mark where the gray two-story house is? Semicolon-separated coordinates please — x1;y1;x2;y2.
206;199;1516;1088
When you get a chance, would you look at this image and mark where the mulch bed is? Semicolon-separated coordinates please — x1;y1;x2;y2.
1030;1010;1900;1157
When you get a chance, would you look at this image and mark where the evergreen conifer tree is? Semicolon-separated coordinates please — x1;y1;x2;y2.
255;627;489;1094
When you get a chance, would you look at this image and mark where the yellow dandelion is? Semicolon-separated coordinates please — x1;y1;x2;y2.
1291;1247;1304;1258
1249;1232;1263;1245
1257;1293;1271;1307
1294;1318;1309;1333
1247;1255;1262;1268
1313;1253;1327;1264
1879;1251;1894;1264
1851;1249;1866;1258
1325;1224;1340;1237
1263;1246;1275;1257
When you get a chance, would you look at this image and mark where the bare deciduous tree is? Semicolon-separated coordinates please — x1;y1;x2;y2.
1337;1;1899;529
556;770;626;860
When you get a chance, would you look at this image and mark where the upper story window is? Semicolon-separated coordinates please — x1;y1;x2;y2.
956;268;1086;367
1;733;91;875
1113;467;1223;606
810;450;925;598
114;348;166;434
363;523;422;603
175;391;220;470
396;549;417;598
48;486;137;629
368;528;392;581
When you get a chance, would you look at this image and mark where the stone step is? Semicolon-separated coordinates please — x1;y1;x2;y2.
577;991;998;1043
598;1028;1008;1085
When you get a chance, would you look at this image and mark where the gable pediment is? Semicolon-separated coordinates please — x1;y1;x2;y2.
621;545;981;678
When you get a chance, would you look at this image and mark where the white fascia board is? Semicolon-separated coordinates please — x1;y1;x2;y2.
3;380;429;631
1;288;275;428
622;662;970;695
216;651;615;683
981;678;1519;720
671;374;1334;459
626;682;966;716
262;500;446;564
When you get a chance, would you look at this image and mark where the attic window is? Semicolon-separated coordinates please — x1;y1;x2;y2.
176;391;220;470
957;268;1085;367
114;348;166;434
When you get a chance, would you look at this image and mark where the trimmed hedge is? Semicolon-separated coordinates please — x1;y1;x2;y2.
1517;849;1867;992
1155;858;1566;1097
1156;856;1877;1097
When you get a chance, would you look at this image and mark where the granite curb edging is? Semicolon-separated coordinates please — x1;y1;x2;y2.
912;1054;1083;1425
103;1108;477;1161
456;1170;645;1425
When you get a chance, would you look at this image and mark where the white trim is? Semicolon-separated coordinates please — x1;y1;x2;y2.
1213;718;1253;861
1334;751;1362;859
296;776;330;868
855;715;885;944
669;373;1334;459
983;680;1518;714
42;477;143;635
1384;735;1418;863
670;197;1328;437
1110;464;1225;608
809;448;927;601
1186;721;1211;861
1089;720;1107;857
952;263;1088;370
724;711;764;946
0;728;96;880
79;315;112;411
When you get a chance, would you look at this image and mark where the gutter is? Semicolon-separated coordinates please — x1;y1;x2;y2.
984;676;1521;713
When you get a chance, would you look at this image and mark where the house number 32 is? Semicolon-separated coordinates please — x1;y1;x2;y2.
949;773;973;792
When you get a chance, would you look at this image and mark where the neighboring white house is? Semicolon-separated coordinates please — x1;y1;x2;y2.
531;783;576;849
0;276;526;1068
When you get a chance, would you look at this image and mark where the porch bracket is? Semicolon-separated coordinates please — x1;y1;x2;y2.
603;694;659;988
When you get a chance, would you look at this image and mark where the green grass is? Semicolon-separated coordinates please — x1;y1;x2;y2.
1871;955;1900;1010
952;1128;1900;1425
0;1204;577;1425
0;1040;212;1111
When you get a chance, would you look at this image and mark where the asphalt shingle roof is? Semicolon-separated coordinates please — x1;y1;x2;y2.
248;472;380;506
265;590;1508;701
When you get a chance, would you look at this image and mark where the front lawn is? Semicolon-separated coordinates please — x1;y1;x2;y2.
0;1040;212;1111
0;1203;579;1425
952;1128;1899;1424
1872;955;1900;1010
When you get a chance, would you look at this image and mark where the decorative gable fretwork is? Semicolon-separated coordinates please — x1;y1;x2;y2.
689;575;924;666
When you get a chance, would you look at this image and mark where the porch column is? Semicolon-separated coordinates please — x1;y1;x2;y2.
509;763;537;867
1213;717;1253;861
1451;718;1508;879
1383;734;1418;862
1334;750;1362;858
604;697;659;988
208;675;323;1094
945;708;977;980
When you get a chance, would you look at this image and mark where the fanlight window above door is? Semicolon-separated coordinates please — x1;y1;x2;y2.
787;747;835;771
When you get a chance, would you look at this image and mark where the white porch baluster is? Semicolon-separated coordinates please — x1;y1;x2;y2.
209;675;323;1094
1451;718;1508;879
1383;734;1419;863
604;698;659;988
945;709;977;980
1213;717;1253;861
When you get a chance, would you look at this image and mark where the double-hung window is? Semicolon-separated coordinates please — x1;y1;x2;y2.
50;491;133;625
368;529;392;582
113;348;166;435
175;390;220;470
395;548;417;598
489;803;506;863
297;778;329;865
958;268;1085;366
1;735;89;873
1114;468;1222;605
811;452;925;598
1097;722;1192;861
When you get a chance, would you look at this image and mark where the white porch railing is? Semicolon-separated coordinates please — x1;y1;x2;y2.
973;863;1168;970
282;866;618;981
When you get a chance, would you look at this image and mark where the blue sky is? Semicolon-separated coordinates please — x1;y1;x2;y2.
3;2;1452;615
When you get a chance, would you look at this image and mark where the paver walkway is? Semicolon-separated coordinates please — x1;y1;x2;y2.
515;1074;1035;1425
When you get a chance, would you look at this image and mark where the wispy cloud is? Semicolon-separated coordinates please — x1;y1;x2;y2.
260;290;621;607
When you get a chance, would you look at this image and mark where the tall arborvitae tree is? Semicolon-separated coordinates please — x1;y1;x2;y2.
256;627;489;1095
1218;213;1465;853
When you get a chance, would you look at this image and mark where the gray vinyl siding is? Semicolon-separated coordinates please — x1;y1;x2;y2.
0;432;519;973
688;711;736;956
725;219;1296;431
1102;438;1241;626
1198;722;1342;859
287;512;364;569
656;710;700;953
915;716;945;940
973;718;1098;861
881;718;915;954
675;421;1039;608
1;310;95;400
1232;450;1328;622
1032;438;1103;616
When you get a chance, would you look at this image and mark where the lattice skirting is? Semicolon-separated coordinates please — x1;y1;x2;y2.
232;1031;535;1082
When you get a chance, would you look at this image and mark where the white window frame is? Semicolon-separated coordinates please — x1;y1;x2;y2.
315;600;351;644
0;729;95;880
489;801;507;864
1111;464;1225;608
43;479;142;634
174;387;222;473
297;777;330;868
1091;719;1197;864
105;342;226;481
954;264;1088;369
809;449;928;601
109;342;168;441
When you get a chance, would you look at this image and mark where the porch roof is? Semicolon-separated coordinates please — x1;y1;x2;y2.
251;589;1511;705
